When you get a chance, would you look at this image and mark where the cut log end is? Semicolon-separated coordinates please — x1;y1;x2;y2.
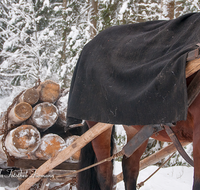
30;102;58;130
35;134;66;160
5;125;41;158
65;135;80;161
37;80;61;103
20;88;39;105
14;102;32;120
8;102;32;125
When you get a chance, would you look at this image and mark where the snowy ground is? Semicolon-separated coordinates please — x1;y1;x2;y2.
0;161;194;190
114;161;193;190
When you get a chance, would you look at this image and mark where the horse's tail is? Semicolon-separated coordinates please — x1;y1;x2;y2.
77;122;115;190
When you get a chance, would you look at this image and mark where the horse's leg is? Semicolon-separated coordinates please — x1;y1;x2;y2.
86;121;114;190
122;125;148;190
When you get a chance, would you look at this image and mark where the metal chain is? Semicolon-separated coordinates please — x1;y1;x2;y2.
1;90;25;164
33;78;41;89
1;78;41;164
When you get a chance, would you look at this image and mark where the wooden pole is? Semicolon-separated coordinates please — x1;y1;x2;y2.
17;122;113;190
115;141;190;183
186;58;200;78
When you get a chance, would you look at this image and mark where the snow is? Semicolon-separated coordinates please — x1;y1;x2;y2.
113;161;193;190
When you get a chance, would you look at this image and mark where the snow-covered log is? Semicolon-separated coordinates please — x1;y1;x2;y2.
5;125;41;158
37;80;61;103
27;102;58;131
35;134;66;160
65;135;80;161
55;89;69;128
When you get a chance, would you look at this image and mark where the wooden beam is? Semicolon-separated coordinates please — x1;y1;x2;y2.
14;159;78;170
187;70;200;106
17;123;113;190
186;58;200;78
115;141;190;183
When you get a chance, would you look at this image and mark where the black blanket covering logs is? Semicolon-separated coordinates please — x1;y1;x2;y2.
66;13;200;126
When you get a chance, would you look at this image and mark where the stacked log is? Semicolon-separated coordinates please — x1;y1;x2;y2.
37;80;61;103
0;80;79;163
35;134;66;160
27;102;58;131
18;88;39;105
5;125;41;158
65;135;80;162
9;102;33;125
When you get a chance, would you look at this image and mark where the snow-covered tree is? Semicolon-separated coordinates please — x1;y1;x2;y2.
0;0;92;96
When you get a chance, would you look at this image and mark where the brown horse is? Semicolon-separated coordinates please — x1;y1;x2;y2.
77;74;198;190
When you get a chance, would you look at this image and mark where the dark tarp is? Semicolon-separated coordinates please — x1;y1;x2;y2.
66;13;200;126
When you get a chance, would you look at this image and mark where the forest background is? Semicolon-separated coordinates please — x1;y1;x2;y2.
0;0;199;166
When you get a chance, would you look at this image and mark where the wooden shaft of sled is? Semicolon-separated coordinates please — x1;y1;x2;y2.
17;122;113;190
186;58;200;78
115;141;190;183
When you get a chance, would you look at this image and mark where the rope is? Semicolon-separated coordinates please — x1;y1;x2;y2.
136;152;176;189
54;150;124;179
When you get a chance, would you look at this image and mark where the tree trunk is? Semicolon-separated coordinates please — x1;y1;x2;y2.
37;80;61;103
19;88;39;105
167;0;175;20
90;0;98;39
5;125;40;158
35;134;66;160
28;102;58;131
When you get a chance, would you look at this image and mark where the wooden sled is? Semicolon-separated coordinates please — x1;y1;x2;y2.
17;56;200;190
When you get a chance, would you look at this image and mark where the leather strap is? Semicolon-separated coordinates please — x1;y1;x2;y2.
122;124;164;158
164;125;194;167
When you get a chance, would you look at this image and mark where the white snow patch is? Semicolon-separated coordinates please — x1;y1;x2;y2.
113;161;193;190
